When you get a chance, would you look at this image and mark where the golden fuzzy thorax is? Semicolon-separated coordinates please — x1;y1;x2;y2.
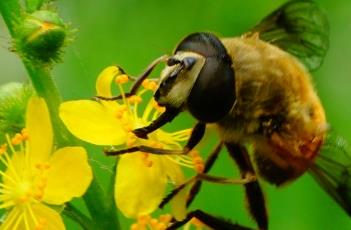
218;35;327;184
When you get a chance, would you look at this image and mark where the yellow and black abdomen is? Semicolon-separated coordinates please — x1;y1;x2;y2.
218;35;327;185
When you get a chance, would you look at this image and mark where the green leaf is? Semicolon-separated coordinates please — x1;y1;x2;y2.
251;0;329;71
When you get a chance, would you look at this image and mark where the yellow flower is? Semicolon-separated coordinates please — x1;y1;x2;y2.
0;97;92;230
59;66;202;220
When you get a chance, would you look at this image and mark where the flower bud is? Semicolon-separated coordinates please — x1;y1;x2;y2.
16;10;67;63
0;83;34;143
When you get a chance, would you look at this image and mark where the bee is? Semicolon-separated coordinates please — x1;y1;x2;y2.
101;0;351;229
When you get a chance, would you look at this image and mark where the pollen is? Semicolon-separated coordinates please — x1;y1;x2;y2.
190;217;205;228
142;153;153;168
115;105;128;119
159;214;172;224
142;79;158;91
126;132;137;147
137;215;151;225
115;74;129;84
0;144;7;155
151;100;165;113
190;150;205;173
21;128;29;140
11;133;23;145
128;95;142;104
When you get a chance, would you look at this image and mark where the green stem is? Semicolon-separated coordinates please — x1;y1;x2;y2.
63;203;96;230
0;0;21;36
23;61;72;146
84;175;121;230
1;2;121;230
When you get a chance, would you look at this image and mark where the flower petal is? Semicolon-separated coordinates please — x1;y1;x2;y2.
96;66;122;97
43;147;92;204
162;158;187;220
59;100;127;145
31;203;66;230
115;153;167;218
26;97;52;164
0;204;65;230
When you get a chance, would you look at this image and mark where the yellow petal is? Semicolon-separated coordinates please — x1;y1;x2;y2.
31;203;66;230
0;204;65;230
26;97;52;164
59;100;127;145
115;153;167;218
96;66;122;97
43;147;92;204
162;158;187;220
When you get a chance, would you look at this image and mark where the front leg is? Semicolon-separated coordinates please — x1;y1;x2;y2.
95;55;168;101
133;106;180;139
167;210;254;230
226;143;268;230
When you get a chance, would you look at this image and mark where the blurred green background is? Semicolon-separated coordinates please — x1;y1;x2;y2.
1;0;351;229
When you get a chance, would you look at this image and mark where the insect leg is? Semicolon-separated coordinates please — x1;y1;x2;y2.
226;143;268;230
187;142;222;207
167;210;254;230
183;122;206;153
133;106;180;139
104;145;184;156
95;55;168;101
159;143;252;208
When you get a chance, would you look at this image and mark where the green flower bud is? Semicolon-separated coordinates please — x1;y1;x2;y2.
0;83;34;143
16;10;67;63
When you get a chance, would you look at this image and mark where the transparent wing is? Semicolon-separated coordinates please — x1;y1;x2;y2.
309;135;351;216
251;0;329;71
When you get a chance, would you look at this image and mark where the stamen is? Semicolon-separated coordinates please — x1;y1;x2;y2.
1;151;21;182
130;223;141;230
126;133;137;147
190;217;204;229
115;74;129;84
116;83;132;115
11;133;23;145
159;214;172;225
142;79;158;91
26;203;39;227
21;128;29;141
149;218;159;228
189;151;205;173
142;153;153;168
165;156;194;169
6;134;17;154
0;200;15;209
23;208;31;230
115;105;127;119
152;100;165;113
128;95;142;104
12;211;24;230
0;144;7;155
142;99;155;121
138;215;151;226
2;207;20;229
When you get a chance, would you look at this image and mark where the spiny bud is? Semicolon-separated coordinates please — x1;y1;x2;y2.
16;10;68;63
0;83;34;143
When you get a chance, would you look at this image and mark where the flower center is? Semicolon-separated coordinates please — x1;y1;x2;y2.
12;180;32;204
0;132;50;209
